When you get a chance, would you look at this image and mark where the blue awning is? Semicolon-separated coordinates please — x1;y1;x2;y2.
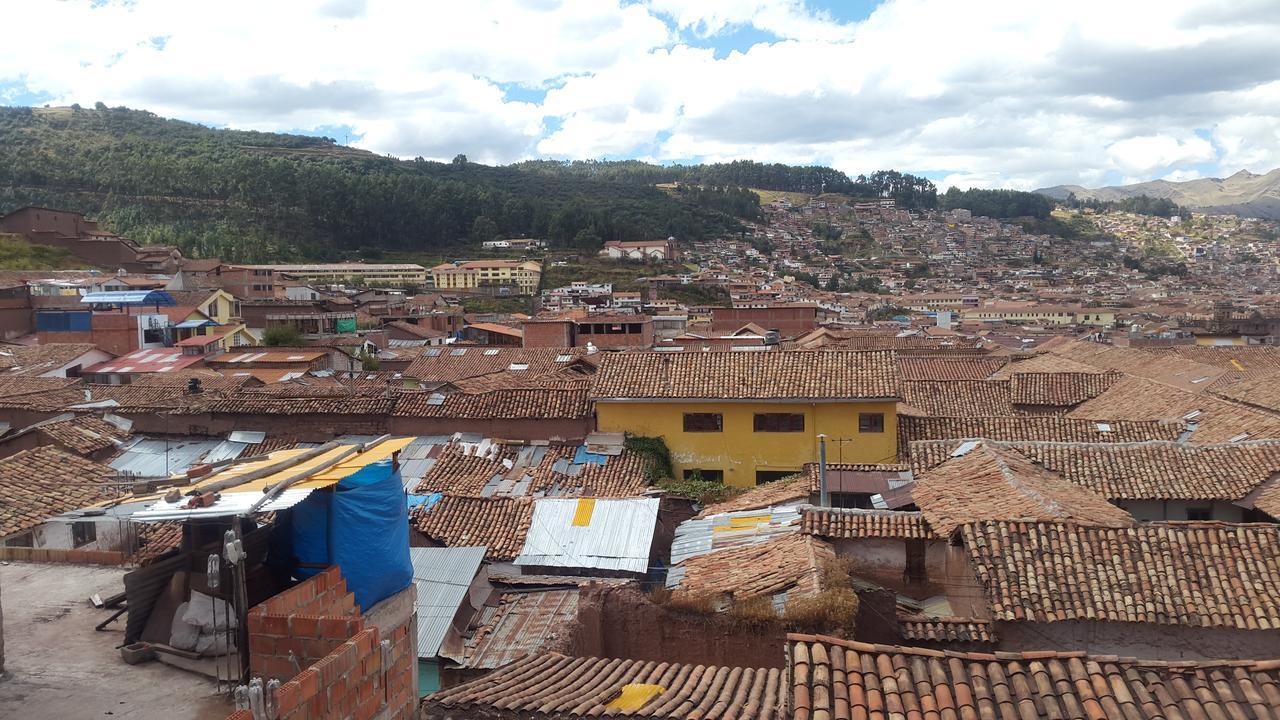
173;319;217;329
80;290;176;306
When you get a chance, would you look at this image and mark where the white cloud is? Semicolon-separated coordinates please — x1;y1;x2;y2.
1106;135;1216;177
1;0;1278;187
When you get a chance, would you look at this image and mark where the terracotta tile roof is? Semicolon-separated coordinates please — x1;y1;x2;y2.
899;415;1184;444
912;439;1280;501
1070;375;1280;444
963;520;1280;629
444;588;579;670
34;415;131;455
72;384;202;412
800;506;937;539
0;343;103;376
912;442;1134;536
452;365;594;392
128;369;257;391
410;496;533;561
787;634;1280;720
130;521;183;565
591;350;900;400
989;351;1107;377
670;533;834;601
188;390;396;415
1145;345;1280;377
0;446;118;537
899;380;1019;416
393;388;590;419
404;346;588;383
696;473;809;518
1008;370;1121;406
898;616;996;643
895;355;1008;380
425;652;784;719
1258;480;1280;520
0;376;85;410
798;331;984;352
1212;374;1280;413
1047;339;1229;391
412;442;651;498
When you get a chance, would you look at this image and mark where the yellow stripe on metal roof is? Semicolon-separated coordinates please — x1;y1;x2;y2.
571;497;596;526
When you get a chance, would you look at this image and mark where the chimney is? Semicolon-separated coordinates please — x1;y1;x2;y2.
187;378;203;395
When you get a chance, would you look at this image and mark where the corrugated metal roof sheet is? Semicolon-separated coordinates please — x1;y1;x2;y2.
668;503;804;567
110;436;238;478
81;290;176;306
515;497;659;574
442;588;579;669
129;438;416;521
410;546;485;659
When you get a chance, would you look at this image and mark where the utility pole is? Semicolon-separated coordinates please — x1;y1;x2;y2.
817;433;829;507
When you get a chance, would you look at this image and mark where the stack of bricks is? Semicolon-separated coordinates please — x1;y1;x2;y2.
230;566;417;720
246;566;362;680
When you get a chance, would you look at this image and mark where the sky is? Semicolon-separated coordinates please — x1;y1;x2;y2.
2;0;1279;190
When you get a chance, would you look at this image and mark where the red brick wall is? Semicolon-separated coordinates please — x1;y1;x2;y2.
235;566;416;720
522;321;574;347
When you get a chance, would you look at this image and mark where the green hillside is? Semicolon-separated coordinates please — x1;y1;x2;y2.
0;106;764;262
0;106;940;263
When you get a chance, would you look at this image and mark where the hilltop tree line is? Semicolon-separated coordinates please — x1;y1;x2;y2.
939;187;1055;219
513;160;939;211
1062;192;1188;218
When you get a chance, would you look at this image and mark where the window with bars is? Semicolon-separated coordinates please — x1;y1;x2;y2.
753;413;804;432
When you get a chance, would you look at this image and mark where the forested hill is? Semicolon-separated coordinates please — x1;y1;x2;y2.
0;106;770;262
0;106;941;263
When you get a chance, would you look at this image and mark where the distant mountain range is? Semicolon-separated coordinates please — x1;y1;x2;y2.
1035;168;1280;220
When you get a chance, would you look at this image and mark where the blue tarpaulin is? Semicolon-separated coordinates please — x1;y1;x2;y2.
573;446;607;465
290;459;414;611
407;492;442;511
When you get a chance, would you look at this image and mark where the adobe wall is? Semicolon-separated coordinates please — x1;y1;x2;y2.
389;417;590;442
569;585;787;669
156;412;391;440
996;620;1280;661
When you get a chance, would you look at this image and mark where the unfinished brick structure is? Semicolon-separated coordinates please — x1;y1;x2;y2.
229;566;416;720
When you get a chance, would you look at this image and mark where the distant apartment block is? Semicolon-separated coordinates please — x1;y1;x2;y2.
963;304;1116;327
230;263;428;287
479;238;547;250
430;260;542;295
599;238;678;261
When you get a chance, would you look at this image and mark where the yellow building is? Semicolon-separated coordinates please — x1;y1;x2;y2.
591;351;900;489
431;260;542;295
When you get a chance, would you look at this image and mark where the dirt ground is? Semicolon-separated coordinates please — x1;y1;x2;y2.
0;562;231;720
